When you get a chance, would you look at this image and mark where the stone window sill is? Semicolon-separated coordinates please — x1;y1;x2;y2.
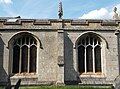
80;72;105;78
11;73;38;79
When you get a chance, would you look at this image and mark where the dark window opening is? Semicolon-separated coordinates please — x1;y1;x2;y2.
95;46;101;72
21;46;28;73
78;46;85;73
77;34;102;74
12;35;37;74
30;46;37;73
12;45;20;73
86;46;93;72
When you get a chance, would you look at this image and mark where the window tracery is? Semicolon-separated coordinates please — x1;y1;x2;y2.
78;34;102;74
12;35;37;74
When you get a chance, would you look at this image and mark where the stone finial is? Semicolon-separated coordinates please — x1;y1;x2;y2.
58;0;63;19
114;7;117;13
113;7;119;20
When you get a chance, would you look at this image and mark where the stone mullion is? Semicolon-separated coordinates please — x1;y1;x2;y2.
28;38;30;45
28;46;30;73
93;46;95;73
93;38;95;73
19;47;22;73
19;38;22;73
85;37;87;73
28;38;31;72
85;47;87;73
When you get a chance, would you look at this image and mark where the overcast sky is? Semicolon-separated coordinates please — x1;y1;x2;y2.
0;0;120;19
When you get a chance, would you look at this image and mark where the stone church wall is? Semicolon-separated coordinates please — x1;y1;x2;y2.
0;19;120;86
0;30;59;85
64;30;119;84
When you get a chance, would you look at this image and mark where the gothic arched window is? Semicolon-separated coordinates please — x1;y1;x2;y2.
78;34;102;74
12;35;37;74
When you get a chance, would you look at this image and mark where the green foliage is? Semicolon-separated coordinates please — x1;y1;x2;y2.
19;86;112;89
0;86;112;89
0;87;4;89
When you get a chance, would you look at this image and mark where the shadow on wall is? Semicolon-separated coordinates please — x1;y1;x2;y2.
64;32;81;85
0;36;8;85
117;34;120;74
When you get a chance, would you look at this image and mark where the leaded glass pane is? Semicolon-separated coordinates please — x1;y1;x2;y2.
18;38;21;45
78;34;102;74
12;34;38;74
78;46;85;73
22;37;25;45
21;46;28;72
30;39;33;45
26;37;29;45
86;46;93;72
30;45;37;72
90;37;93;45
94;39;97;45
12;45;20;73
82;39;85;45
86;36;89;45
95;46;101;72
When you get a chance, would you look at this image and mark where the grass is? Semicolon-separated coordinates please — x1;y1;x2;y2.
0;86;113;89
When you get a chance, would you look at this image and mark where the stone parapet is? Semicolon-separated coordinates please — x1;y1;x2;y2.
0;19;119;30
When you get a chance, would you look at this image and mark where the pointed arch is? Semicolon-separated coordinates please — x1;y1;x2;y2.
74;32;109;49
76;32;104;74
8;31;42;49
8;32;42;75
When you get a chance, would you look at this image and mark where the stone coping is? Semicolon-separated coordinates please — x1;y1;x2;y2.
0;18;119;26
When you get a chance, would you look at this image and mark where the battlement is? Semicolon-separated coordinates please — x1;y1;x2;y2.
0;18;119;30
